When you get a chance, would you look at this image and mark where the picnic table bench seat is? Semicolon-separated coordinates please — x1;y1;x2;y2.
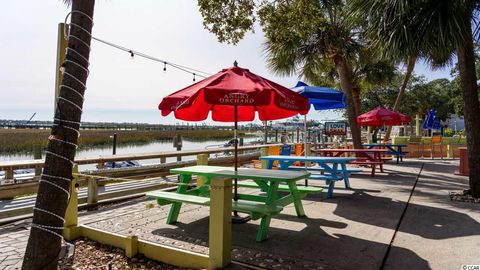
381;151;409;157
146;190;284;222
287;166;363;174
237;181;323;194
391;151;409;155
308;174;344;181
363;144;409;163
148;190;210;206
349;159;384;176
232;200;283;218
388;151;409;162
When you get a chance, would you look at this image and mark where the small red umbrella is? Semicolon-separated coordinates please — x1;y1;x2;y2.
357;107;409;126
159;62;309;219
398;112;412;124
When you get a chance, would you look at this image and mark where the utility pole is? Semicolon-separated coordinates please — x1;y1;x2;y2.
54;23;69;112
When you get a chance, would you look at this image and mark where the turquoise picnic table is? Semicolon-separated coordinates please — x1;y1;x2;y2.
147;165;316;242
259;155;357;198
363;143;408;164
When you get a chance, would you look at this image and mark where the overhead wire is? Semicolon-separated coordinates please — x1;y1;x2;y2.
91;36;211;78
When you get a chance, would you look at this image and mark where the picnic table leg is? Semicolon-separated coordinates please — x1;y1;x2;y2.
393;147;399;164
256;182;280;242
279;160;291;170
166;174;191;224
266;160;274;170
209;177;232;269
286;182;306;217
318;161;338;194
326;180;335;198
341;162;351;189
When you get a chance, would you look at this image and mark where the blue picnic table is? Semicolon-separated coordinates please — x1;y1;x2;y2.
363;143;408;164
259;155;356;198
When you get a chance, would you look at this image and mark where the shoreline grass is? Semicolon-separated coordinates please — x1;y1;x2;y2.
0;128;246;154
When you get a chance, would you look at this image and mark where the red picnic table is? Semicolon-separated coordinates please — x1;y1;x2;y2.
313;148;389;176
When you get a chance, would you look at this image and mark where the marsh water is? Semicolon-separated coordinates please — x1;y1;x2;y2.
0;138;263;171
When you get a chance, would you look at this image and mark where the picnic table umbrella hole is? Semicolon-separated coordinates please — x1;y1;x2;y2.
159;61;309;222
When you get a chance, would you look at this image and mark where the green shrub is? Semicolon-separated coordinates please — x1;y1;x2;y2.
443;128;454;137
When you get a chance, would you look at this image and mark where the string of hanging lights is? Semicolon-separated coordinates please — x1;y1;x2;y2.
91;36;211;81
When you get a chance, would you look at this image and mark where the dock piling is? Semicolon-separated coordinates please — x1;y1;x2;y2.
87;177;99;205
33;145;42;179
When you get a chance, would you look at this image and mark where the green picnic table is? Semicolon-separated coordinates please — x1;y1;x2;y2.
147;165;315;242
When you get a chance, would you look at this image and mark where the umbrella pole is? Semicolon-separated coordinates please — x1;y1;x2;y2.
232;105;250;223
234;105;238;201
304;114;308;186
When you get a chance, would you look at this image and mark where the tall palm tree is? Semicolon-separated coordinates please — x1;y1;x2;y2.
353;0;480;196
350;0;435;141
258;0;364;148
350;49;398;114
382;57;415;141
305;48;397;116
22;1;95;269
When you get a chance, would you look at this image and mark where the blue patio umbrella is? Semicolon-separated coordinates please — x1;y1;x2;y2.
423;109;442;130
293;81;346;110
292;81;346;157
423;109;436;129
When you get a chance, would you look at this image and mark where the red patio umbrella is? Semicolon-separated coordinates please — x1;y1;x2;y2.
159;62;309;219
398;112;412;124
160;65;309;121
357;107;410;126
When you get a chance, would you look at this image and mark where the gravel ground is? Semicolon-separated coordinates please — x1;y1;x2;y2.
58;238;192;270
450;190;480;203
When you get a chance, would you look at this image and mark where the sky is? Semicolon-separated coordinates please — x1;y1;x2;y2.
0;1;454;125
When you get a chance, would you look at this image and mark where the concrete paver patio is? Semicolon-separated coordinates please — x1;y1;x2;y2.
0;159;479;270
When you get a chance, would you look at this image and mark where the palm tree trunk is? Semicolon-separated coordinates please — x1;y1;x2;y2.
351;85;361;116
333;55;362;149
22;1;95;269
457;18;480;198
384;56;416;142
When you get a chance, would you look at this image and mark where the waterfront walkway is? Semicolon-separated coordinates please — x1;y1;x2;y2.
1;159;479;269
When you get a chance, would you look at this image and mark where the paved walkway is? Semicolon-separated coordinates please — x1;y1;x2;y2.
1;159;479;270
0;220;29;269
385;160;480;270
